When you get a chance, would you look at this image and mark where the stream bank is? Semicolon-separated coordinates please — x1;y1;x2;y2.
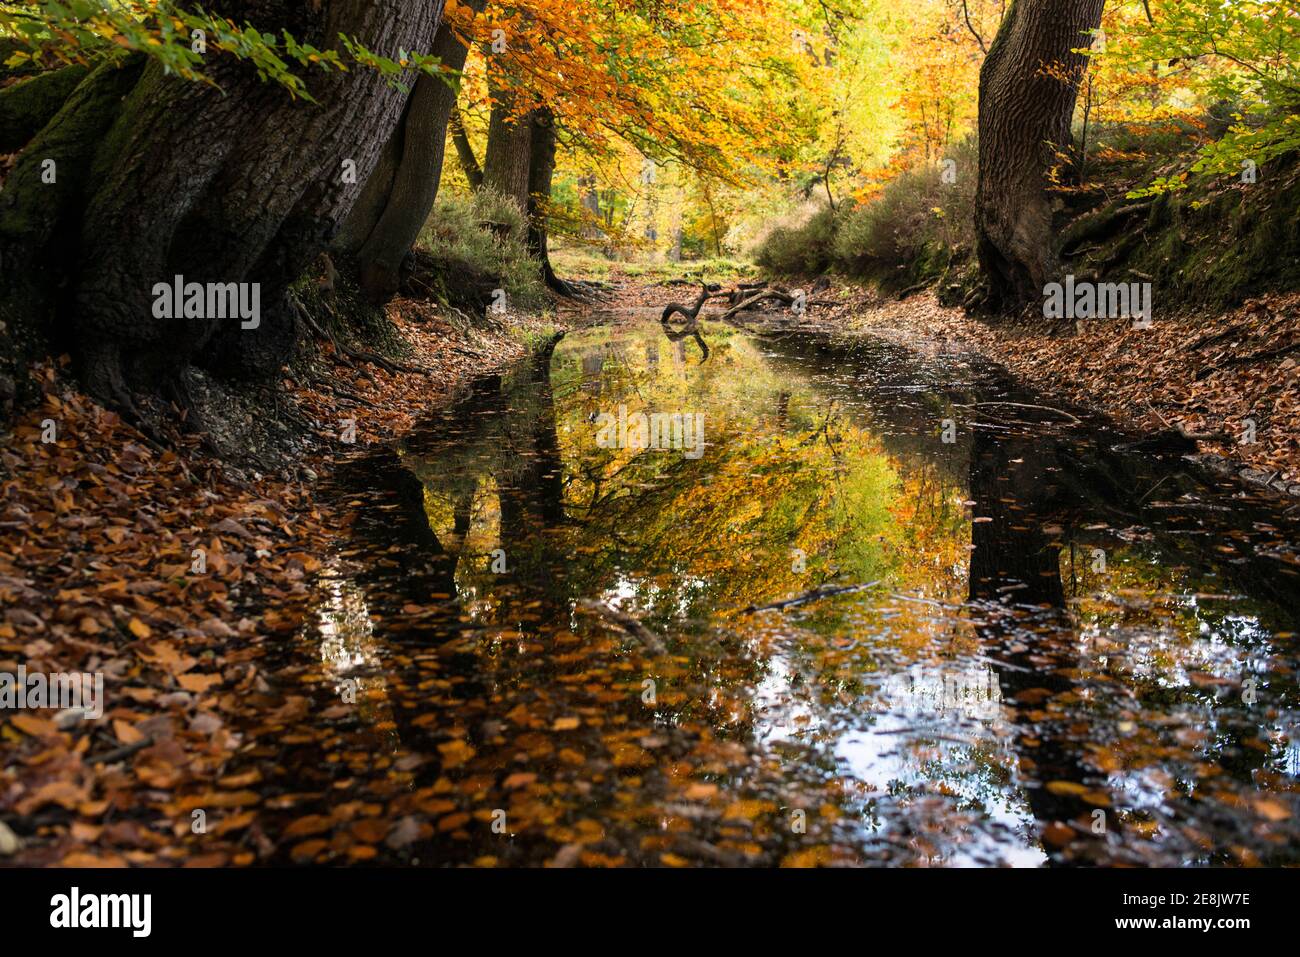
796;282;1300;493
4;276;1299;868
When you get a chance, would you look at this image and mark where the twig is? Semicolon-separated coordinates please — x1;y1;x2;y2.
86;735;154;765
953;401;1082;424
961;0;988;54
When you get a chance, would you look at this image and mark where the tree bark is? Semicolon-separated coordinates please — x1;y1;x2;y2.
525;107;572;294
341;0;486;303
0;55;146;418
483;88;534;211
975;0;1105;308
449;107;485;191
2;0;441;421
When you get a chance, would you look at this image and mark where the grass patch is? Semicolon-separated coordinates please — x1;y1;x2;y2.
415;188;547;313
552;245;757;286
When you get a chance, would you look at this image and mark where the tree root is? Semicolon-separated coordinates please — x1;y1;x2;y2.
292;291;432;376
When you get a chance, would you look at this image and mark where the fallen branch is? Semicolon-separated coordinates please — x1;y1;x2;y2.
576;600;668;655
1194;340;1300;380
741;580;881;614
1181;321;1251;353
714;289;797;323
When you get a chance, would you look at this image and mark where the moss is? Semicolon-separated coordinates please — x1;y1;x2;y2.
0;63;90;152
1076;155;1300;311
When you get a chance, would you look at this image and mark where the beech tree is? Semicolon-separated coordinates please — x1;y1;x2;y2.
974;0;1105;307
0;1;442;426
340;0;489;303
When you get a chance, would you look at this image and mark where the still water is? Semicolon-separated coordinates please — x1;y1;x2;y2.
276;316;1300;866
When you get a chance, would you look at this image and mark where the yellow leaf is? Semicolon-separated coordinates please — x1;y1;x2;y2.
1255;798;1291;822
178;673;222;693
284;815;332;838
10;714;56;738
437;739;475;768
1045;781;1089;797
113;720;145;745
781;846;832;868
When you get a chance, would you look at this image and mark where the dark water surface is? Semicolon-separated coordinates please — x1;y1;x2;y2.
274;316;1300;866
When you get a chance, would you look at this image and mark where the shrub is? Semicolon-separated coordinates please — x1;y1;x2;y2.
754;137;978;292
415;188;546;311
835;137;977;287
753;205;838;275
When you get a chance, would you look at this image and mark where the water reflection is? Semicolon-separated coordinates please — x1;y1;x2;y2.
285;318;1300;866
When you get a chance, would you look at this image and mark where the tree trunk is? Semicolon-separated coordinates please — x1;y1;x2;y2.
975;0;1105;308
577;173;602;240
449;108;484;191
0;55;146;419
525;107;572;294
2;0;441;423
483;78;566;294
341;0;486;303
483;89;534;211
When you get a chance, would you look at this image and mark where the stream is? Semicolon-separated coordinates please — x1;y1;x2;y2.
271;314;1300;866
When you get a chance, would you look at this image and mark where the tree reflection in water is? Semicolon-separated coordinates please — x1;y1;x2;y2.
281;319;1300;867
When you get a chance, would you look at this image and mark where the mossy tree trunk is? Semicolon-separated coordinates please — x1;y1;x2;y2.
0;0;441;425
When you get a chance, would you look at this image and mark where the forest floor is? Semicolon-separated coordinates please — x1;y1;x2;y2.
0;296;549;864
